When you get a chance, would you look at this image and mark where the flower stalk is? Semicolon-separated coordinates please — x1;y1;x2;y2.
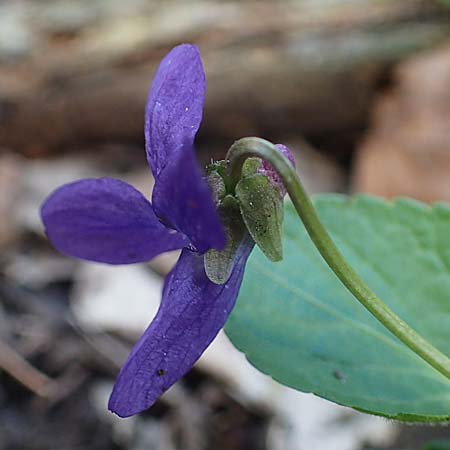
226;137;450;381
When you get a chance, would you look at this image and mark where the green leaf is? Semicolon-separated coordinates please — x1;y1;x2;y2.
226;195;450;421
422;441;450;450
236;174;284;262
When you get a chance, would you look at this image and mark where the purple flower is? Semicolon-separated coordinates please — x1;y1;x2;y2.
41;44;254;417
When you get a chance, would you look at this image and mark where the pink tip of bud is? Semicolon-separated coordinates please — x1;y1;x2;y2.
259;143;296;197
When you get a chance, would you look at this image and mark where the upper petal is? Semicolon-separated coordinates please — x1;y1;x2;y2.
145;44;205;178
152;144;226;253
41;178;189;264
108;236;254;417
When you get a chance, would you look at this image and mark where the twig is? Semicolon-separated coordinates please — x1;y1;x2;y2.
0;338;56;397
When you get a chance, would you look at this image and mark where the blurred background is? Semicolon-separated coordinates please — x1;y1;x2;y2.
0;0;449;449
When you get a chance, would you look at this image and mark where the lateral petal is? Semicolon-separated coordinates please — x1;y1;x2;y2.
41;178;188;264
152;144;226;253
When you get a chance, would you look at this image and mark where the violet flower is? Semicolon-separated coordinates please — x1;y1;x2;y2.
41;44;294;418
41;44;255;417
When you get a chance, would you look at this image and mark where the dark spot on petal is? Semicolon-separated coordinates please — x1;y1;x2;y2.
333;370;346;382
187;199;198;209
157;369;166;376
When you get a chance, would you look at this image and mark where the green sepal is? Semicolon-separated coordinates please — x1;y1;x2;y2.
206;170;226;204
204;195;247;284
206;159;228;177
242;157;261;177
235;173;283;262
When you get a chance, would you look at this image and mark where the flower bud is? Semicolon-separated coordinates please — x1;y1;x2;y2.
234;144;295;262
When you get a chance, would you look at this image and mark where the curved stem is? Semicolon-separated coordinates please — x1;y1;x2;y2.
226;137;450;381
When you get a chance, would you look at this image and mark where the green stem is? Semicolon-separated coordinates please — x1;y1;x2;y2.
226;137;450;381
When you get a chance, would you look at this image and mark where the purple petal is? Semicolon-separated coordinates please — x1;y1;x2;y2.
145;44;205;178
152;143;226;253
41;178;189;264
108;236;254;417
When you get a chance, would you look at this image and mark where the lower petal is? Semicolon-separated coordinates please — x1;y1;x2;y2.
41;178;189;264
108;236;254;417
